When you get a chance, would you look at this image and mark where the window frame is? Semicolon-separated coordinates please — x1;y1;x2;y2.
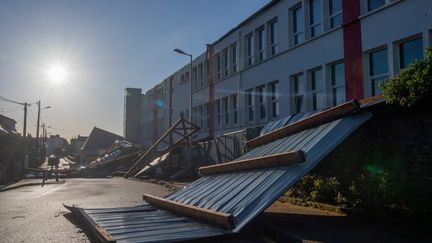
292;73;305;113
292;4;304;45
269;81;279;118
231;94;238;125
329;0;343;29
310;67;325;111
257;85;266;120
223;48;229;77
256;26;266;62
268;18;279;56
246;89;255;122
309;0;322;38
245;33;254;67
230;42;238;73
330;61;346;106
368;48;389;96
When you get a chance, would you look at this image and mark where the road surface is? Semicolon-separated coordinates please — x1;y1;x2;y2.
0;178;171;242
1;177;430;243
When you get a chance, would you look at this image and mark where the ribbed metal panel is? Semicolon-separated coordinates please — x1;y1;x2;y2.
71;111;371;242
82;204;227;243
259;111;319;136
166;111;371;232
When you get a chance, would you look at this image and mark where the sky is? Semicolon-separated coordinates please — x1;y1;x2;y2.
0;0;270;140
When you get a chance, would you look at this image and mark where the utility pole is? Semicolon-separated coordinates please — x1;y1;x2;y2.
23;102;27;139
35;101;41;162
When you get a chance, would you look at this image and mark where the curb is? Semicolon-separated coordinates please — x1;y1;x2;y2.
0;180;66;192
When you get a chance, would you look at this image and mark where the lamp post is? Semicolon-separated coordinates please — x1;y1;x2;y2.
174;48;193;124
36;101;51;162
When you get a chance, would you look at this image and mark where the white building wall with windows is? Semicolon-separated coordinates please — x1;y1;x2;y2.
128;0;432;146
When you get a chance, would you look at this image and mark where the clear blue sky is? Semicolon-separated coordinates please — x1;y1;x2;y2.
0;0;270;140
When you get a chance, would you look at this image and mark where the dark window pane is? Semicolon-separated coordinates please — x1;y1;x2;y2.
368;0;385;11
331;63;345;86
372;77;386;96
370;49;388;76
400;38;423;69
293;6;303;33
310;0;321;25
329;0;342;15
330;14;342;28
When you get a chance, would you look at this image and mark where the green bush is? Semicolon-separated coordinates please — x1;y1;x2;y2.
285;175;345;206
381;48;432;108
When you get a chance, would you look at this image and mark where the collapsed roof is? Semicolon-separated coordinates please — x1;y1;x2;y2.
65;99;379;242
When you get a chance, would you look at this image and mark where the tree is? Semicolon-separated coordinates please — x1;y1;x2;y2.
381;48;432;108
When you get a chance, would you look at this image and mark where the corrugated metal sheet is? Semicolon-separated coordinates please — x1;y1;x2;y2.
67;111;372;242
80;204;228;242
259;111;320;136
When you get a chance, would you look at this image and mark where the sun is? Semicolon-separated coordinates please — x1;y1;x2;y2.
47;64;69;83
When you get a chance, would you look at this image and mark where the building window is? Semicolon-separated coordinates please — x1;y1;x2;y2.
193;66;198;90
245;33;254;66
231;94;238;124
292;73;305;113
223;48;229;77
310;68;325;110
185;71;189;82
223;97;229;126
269;81;279;118
399;37;423;69
268;18;278;56
192;107;197;125
369;48;388;96
198;63;204;87
310;0;322;38
230;42;237;73
331;62;345;106
292;4;304;45
180;74;185;84
198;105;203;128
256;27;266;62
246;89;254;122
329;0;342;28
216;53;221;80
257;86;266;120
203;103;208;129
216;99;221;127
367;0;386;11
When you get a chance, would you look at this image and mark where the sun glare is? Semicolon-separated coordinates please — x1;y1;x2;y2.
47;64;68;82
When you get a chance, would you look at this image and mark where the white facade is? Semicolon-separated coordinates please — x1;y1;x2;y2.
126;0;432;146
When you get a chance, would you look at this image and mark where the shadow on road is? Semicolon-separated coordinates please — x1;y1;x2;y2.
63;212;98;243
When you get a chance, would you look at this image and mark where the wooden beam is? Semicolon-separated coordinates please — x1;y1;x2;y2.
143;194;235;229
246;99;360;149
359;94;385;106
199;150;305;176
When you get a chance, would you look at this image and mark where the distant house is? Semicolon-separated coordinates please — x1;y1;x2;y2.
80;127;123;163
69;135;88;157
0;114;17;136
47;134;68;155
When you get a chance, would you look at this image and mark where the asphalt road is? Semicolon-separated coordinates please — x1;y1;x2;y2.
1;177;431;243
0;178;171;243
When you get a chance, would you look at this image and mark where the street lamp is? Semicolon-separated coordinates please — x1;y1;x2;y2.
36;102;51;162
174;48;193;124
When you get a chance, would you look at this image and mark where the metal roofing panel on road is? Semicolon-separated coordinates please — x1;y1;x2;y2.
167;111;371;232
67;111;372;242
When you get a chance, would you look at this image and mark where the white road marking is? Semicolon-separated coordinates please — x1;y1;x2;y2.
32;183;68;199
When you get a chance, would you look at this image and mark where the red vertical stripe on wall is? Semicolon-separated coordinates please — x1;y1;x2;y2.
342;0;364;100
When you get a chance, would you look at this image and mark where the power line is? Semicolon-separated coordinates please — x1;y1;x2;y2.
0;95;37;106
